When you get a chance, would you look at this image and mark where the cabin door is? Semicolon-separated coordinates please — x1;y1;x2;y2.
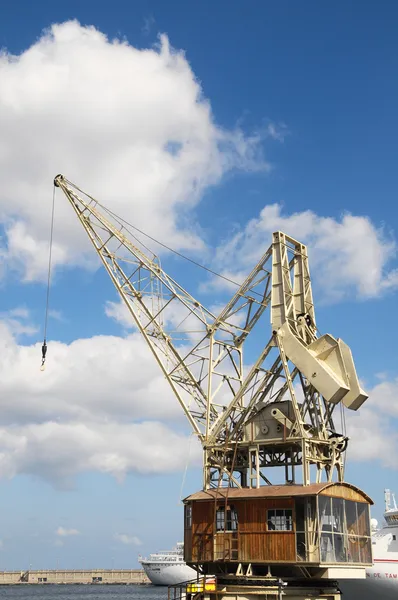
214;504;239;561
214;532;238;561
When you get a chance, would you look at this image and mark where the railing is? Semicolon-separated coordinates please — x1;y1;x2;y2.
168;576;217;600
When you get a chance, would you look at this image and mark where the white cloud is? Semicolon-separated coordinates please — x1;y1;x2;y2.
0;20;269;281
48;309;64;322
0;420;198;486
114;533;142;546
0;326;182;426
367;378;398;418
0;318;200;486
210;204;398;301
142;15;155;36
106;296;213;345
345;377;398;469
56;526;80;537
0;310;395;484
0;308;38;338
266;122;289;142
7;307;30;320
105;301;133;330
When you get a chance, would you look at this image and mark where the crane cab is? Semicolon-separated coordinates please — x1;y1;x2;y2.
184;482;372;580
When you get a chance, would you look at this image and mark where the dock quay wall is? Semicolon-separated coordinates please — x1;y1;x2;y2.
0;569;150;585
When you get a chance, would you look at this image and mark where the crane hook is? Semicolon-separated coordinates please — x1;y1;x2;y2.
41;184;56;372
40;339;47;371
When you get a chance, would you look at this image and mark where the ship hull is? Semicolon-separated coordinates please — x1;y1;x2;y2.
140;561;196;586
339;562;398;599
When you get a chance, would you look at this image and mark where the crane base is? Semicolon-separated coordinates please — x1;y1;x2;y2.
169;578;341;600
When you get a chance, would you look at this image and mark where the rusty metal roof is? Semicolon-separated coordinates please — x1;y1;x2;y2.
185;482;373;504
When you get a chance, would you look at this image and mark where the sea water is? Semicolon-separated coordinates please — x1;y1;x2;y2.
0;585;167;600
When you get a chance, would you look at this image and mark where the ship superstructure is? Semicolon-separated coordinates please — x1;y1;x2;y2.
139;542;196;585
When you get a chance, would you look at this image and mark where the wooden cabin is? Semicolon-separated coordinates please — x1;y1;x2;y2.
184;483;372;575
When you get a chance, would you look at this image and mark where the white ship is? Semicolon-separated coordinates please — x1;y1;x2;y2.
339;489;398;599
138;542;196;586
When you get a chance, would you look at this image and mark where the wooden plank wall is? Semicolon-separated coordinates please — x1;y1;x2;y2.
238;498;295;562
319;486;369;503
239;532;295;562
184;505;192;563
189;498;296;564
191;501;214;562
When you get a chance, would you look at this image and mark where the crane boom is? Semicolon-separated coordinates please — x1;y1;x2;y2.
55;176;276;440
55;175;368;488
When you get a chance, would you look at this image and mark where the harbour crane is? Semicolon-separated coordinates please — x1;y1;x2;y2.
54;174;372;600
54;174;366;490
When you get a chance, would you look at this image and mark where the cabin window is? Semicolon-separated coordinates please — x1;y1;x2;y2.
216;505;238;532
185;505;192;528
319;497;346;563
267;509;293;531
318;496;371;564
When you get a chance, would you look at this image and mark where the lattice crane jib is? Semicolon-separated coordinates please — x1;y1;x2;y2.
54;175;368;489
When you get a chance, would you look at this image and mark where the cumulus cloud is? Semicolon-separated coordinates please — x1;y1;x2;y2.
209;204;398;301
114;533;142;546
0;317;200;486
56;526;80;537
48;309;64;322
0;313;182;426
105;301;133;331
345;377;398;469
0;419;198;486
0;310;394;484
106;296;214;345
0;307;38;338
0;20;269;281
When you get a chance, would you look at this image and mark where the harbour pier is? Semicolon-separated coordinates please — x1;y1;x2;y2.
0;568;150;585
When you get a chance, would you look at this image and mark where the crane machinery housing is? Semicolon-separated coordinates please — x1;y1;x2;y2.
54;174;373;600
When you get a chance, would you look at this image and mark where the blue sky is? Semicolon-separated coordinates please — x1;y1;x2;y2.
0;0;397;569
